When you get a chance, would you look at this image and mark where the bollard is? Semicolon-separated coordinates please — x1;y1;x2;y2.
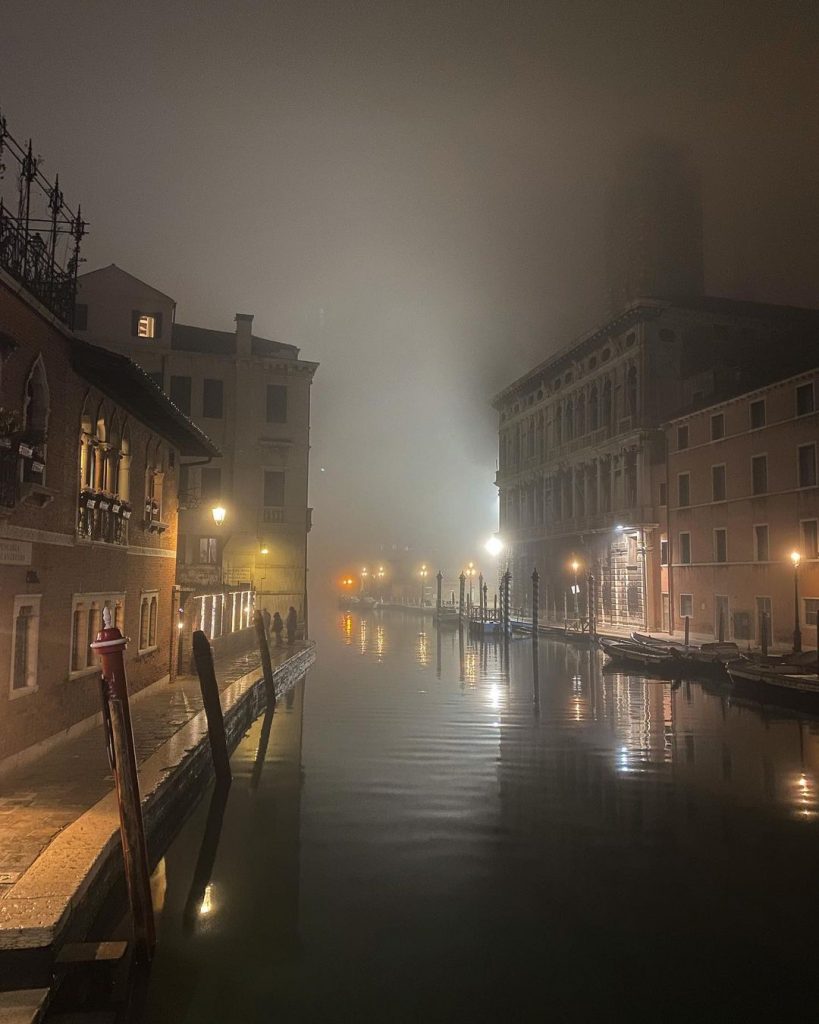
254;610;277;708
192;631;232;787
531;568;539;637
90;608;155;963
684;615;690;648
458;573;466;622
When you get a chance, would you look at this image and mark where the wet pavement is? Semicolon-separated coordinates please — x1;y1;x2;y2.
85;604;819;1022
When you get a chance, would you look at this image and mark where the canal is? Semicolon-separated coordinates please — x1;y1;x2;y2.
99;605;819;1020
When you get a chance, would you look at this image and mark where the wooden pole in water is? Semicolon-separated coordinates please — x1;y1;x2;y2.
684;615;690;648
458;573;465;623
254;610;277;708
531;568;539;637
588;573;596;638
90;610;155;963
483;582;488;623
478;573;484;622
436;571;443;619
192;631;232;787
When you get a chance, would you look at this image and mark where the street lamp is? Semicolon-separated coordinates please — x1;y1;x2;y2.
211;505;226;526
465;561;477;608
360;567;368;594
570;559;580;622
791;550;802;653
376;566;385;599
419;564;428;606
485;536;504;558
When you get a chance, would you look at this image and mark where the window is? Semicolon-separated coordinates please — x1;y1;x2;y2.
74;303;88;330
10;595;41;695
200;467;222;501
139;591;159;652
805;599;819;627
264;470;285;507
659;482;667;507
203;379;224;419
170;375;192;416
714;528;727;563
796;382;815;417
266;384;287;424
711;413;725;440
677;425;689;450
678;473;690;507
801;519;818;559
680;594;693;618
131;311;163;339
751;455;767;495
660;538;669;565
147;370;164;390
798;444;817;488
679;532;691;564
754;525;769;562
750;400;765;430
199;537;218;564
70;594;124;676
712;464;726;502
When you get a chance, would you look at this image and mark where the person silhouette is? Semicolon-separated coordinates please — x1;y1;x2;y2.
286;606;297;646
272;611;284;647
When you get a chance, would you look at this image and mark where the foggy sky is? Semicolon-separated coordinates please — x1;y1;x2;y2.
3;1;819;587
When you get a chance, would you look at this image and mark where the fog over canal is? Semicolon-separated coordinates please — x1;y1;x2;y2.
123;603;819;1021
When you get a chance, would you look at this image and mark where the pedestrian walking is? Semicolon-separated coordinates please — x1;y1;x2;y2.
272;611;284;647
286;606;298;646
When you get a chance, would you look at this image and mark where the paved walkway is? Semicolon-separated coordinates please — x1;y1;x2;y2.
0;640;301;899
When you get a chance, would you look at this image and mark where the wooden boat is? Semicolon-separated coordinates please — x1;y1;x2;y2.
600;637;682;671
435;606;461;624
727;661;819;698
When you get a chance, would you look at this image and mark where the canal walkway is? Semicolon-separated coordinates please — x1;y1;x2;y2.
0;639;315;954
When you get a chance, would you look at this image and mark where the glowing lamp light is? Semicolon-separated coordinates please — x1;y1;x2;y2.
211;505;226;526
571;560;580;573
260;546;269;555
485;536;503;557
791;550;802;568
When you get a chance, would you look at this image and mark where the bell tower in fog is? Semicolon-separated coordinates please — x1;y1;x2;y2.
605;136;704;311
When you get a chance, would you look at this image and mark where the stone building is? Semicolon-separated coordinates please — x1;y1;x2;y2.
664;366;819;647
0;266;218;764
74;265;318;633
493;297;819;631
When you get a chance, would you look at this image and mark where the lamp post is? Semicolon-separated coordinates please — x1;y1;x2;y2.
419;564;428;606
376;566;385;600
360;567;368;595
571;559;580;622
792;550;802;653
211;506;227;583
465;562;477;610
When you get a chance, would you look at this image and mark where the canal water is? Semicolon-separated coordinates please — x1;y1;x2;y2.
112;605;819;1021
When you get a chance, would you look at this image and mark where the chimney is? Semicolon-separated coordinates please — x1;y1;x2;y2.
235;313;254;356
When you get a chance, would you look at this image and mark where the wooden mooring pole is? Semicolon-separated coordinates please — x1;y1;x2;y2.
91;609;155;963
458;572;466;623
531;568;539;637
436;571;443;620
192;630;232;787
684;615;690;648
254;610;277;708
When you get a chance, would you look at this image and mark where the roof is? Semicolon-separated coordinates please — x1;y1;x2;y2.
70;340;220;457
78;264;177;305
492;294;819;409
173;322;300;359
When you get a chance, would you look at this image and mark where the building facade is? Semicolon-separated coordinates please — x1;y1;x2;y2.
664;367;819;647
0;268;218;764
493;297;819;633
74;266;318;630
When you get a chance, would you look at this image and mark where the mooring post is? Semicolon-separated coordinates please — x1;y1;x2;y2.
436;571;443;619
502;570;511;637
91;609;155;963
531;568;539;637
684;615;690;648
254;610;277;707
458;572;465;623
192;631;232;787
493;592;498;621
588;573;596;637
483;582;488;623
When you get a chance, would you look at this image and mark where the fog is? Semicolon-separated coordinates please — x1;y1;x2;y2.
4;0;819;586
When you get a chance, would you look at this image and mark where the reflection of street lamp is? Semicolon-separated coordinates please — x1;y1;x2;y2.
419;564;428;606
571;559;580;621
791;550;802;653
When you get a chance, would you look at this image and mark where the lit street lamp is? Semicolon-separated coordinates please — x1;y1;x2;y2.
211;505;226;526
465;561;477;608
211;506;227;582
419;564;428;606
571;559;580;622
791;550;802;653
360;567;368;594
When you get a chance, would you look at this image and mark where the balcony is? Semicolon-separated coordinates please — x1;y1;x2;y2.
262;506;285;524
0;438;54;514
78;490;131;544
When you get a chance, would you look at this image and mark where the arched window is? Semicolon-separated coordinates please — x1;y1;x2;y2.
23;355;49;443
589;386;599;431
564;400;574;441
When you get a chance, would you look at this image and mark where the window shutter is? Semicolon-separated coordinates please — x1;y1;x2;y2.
154;312;163;339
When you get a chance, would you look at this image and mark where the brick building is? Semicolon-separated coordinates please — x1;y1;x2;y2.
74;265;318;630
664;366;819;647
0;267;218;765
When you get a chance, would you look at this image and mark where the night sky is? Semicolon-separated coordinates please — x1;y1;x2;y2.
3;1;819;584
